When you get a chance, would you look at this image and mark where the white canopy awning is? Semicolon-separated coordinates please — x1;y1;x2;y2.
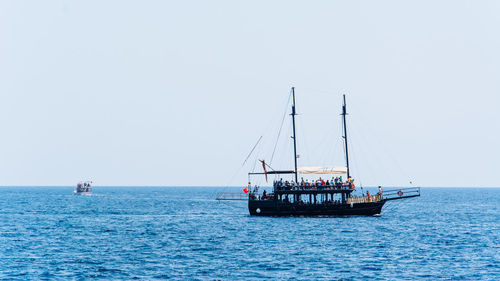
298;166;347;174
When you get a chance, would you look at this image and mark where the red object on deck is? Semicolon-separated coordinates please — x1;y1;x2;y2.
243;187;249;194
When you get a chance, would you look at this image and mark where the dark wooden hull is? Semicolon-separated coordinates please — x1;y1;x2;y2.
248;199;385;216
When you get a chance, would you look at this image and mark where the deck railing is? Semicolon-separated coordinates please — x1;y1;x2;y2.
382;187;420;201
347;187;420;204
347;194;381;204
215;192;248;201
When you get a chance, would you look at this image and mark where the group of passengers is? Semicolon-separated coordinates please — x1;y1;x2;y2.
289;198;343;205
249;188;274;200
76;181;92;191
273;176;354;191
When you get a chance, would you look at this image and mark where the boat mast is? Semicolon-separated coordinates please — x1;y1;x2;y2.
342;94;350;180
291;87;298;183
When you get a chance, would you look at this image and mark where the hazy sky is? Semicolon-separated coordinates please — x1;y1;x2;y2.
1;1;499;187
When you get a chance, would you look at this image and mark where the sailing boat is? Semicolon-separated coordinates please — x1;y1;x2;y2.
247;88;419;216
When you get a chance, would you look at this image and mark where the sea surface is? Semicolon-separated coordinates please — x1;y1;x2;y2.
0;186;498;280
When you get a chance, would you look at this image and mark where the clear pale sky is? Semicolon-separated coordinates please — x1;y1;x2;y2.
1;1;499;187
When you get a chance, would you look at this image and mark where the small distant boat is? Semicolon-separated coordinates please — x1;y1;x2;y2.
74;181;92;195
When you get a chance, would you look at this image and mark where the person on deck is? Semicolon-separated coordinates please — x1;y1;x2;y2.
262;190;267;199
366;190;371;202
347;177;354;189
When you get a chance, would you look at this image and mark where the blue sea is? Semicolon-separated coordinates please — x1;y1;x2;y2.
0;187;498;280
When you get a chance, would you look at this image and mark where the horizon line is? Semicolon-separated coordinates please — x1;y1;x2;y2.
0;185;499;188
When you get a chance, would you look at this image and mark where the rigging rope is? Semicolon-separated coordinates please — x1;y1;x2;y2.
242;136;262;167
270;90;292;165
350;131;363;190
